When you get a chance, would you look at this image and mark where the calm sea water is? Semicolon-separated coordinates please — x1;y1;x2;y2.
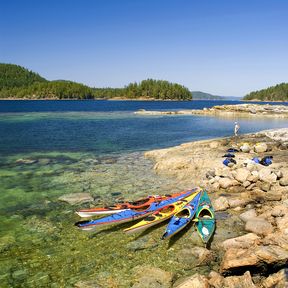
0;100;288;287
0;100;288;155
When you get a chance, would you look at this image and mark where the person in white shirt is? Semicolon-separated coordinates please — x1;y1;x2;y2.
234;122;240;136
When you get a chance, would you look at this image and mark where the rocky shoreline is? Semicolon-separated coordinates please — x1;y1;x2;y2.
135;103;288;118
138;128;288;288
62;128;288;287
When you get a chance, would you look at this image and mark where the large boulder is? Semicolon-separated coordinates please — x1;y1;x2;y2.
261;269;287;288
234;168;251;183
258;168;277;183
228;197;251;208
222;271;256;288
218;178;238;189
279;176;288;186
173;273;209;288
213;196;229;211
220;245;288;274
247;171;259;182
240;143;251;153
208;271;223;288
245;217;273;236
254;143;268;153
239;209;257;223
221;233;261;250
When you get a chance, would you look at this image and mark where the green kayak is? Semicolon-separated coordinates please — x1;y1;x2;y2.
194;190;215;244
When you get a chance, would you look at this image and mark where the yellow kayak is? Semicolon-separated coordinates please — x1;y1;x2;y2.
123;192;198;234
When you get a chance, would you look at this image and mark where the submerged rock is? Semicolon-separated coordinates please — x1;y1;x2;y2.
16;158;37;165
132;265;173;288
58;193;93;205
176;246;214;268
74;280;103;288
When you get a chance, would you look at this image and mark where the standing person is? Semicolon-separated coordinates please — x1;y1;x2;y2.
234;122;240;136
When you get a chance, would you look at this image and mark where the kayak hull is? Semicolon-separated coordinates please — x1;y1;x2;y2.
76;189;198;230
76;209;127;218
162;190;202;240
76;191;193;217
124;191;201;234
194;190;215;244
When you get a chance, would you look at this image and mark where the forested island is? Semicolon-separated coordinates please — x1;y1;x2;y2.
0;64;192;100
244;83;288;101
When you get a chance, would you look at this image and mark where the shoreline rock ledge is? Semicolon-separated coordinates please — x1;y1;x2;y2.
135;103;288;118
142;127;288;288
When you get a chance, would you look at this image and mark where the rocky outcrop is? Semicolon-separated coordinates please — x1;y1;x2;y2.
135;104;288;118
220;245;288;274
144;127;288;287
261;269;287;288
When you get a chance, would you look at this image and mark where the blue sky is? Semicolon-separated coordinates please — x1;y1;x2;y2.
1;0;287;96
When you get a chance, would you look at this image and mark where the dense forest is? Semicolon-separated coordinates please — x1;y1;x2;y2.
0;64;95;99
93;79;192;100
244;83;288;101
0;64;192;100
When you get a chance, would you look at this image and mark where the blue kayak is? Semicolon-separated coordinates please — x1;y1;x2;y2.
75;189;197;231
161;190;202;240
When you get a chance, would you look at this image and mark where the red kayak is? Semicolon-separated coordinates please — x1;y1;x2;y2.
76;190;194;217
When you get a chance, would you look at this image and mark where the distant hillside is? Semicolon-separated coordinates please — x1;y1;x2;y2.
244;83;288;101
0;63;47;89
192;91;224;100
0;64;94;99
0;64;192;100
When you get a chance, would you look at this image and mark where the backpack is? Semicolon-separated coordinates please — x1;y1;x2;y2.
260;156;273;166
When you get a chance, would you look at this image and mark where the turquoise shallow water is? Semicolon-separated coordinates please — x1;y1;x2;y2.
0;100;288;287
